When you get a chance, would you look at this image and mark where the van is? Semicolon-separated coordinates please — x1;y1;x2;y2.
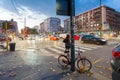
59;34;67;39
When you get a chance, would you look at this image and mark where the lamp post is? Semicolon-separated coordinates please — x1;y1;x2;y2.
70;0;75;72
99;0;102;38
56;0;75;72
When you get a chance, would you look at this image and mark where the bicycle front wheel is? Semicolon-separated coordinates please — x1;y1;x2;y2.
77;58;92;72
58;55;69;67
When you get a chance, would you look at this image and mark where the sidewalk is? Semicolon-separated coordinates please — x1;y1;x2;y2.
0;49;111;80
104;36;120;41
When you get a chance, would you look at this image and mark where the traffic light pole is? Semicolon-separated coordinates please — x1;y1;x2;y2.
5;21;8;51
70;0;75;72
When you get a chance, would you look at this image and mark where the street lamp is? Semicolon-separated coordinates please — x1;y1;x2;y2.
99;0;102;38
56;0;75;72
70;0;75;72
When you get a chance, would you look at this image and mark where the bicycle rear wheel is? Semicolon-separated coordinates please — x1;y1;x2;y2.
58;55;69;67
77;58;92;72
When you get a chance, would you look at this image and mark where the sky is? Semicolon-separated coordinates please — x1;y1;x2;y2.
0;0;120;32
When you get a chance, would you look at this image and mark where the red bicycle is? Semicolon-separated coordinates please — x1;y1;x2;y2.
58;47;92;72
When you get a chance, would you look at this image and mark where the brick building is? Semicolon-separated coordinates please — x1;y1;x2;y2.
64;5;120;36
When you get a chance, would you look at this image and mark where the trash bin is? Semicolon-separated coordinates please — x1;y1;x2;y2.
9;43;16;51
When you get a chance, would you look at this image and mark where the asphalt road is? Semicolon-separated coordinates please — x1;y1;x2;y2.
0;38;119;80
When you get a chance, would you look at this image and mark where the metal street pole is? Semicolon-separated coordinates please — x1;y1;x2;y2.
99;0;102;38
70;0;75;72
24;14;26;28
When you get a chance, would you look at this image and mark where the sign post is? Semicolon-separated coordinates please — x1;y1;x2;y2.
56;0;75;72
70;0;75;72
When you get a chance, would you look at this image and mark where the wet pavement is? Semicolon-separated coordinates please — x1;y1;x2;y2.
0;38;116;80
0;49;97;80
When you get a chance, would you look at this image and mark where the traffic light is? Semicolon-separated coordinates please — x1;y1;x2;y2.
9;22;13;27
2;21;13;29
2;21;7;29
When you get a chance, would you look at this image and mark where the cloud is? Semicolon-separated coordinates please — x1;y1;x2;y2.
0;5;48;32
17;6;48;27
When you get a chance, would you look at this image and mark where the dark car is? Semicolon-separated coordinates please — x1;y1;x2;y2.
81;35;107;45
0;35;12;42
110;45;120;72
110;44;120;80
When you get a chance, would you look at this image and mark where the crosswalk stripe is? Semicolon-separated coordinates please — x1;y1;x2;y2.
76;46;92;50
54;46;85;53
59;45;86;52
38;44;103;55
60;45;91;51
76;45;102;49
48;47;63;54
59;45;90;51
53;46;64;52
75;49;85;53
55;46;65;50
40;49;51;53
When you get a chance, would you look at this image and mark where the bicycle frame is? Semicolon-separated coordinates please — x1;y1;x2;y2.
76;48;86;59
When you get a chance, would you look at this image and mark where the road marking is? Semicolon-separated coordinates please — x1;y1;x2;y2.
48;47;63;54
38;44;103;55
75;49;85;53
92;58;105;65
40;49;51;54
77;45;102;49
55;46;65;50
76;46;92;50
92;72;111;80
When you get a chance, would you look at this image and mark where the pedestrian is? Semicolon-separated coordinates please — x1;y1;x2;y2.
63;34;71;54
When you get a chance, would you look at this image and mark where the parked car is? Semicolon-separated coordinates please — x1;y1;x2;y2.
59;33;67;39
17;34;24;40
81;35;107;45
0;36;12;42
110;44;120;79
74;35;80;40
27;35;35;40
50;35;59;41
77;34;85;40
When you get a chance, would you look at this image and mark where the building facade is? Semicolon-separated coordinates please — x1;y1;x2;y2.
64;5;120;35
33;25;40;33
40;17;61;33
40;22;44;33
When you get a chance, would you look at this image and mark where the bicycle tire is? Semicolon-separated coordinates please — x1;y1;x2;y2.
58;55;69;67
77;58;92;72
75;58;80;70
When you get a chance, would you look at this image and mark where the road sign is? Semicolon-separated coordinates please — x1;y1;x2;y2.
56;0;70;16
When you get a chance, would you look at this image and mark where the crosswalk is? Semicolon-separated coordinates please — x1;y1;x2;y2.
37;44;103;55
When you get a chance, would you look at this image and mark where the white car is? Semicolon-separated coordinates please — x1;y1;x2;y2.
27;35;35;40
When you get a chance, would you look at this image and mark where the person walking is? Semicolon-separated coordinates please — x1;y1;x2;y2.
63;34;71;53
